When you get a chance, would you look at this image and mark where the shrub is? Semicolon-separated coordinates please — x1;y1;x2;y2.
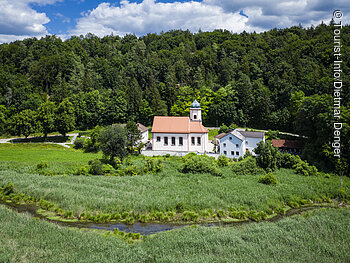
76;166;89;175
102;164;116;174
258;173;278;185
217;155;229;167
254;141;279;170
142;158;163;174
89;159;104;175
293;161;318;176
110;157;122;169
1;182;14;195
181;154;222;177
117;165;138;176
74;137;85;149
36;161;48;169
276;152;300;169
231;157;265;175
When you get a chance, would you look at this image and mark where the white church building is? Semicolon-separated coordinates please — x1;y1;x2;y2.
151;100;209;153
219;129;265;158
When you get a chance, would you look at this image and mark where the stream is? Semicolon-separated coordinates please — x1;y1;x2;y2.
1;201;333;235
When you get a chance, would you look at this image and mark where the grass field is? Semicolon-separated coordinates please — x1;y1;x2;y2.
0;205;349;263
0;144;348;217
0;144;102;174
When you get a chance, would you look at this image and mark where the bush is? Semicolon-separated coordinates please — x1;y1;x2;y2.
117;165;138;176
102;164;116;174
74;137;85;149
276;152;300;169
254;141;279;170
231;157;265;175
110;157;122;169
1;182;14;195
258;173;278;185
36;161;48;169
182;154;222;176
217;155;229;167
89;159;104;175
142;158;163;173
293;161;318;176
76;166;89;175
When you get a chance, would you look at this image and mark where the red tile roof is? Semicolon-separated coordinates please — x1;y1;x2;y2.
272;139;304;149
152;116;208;134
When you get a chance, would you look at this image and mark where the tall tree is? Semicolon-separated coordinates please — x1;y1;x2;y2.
55;98;75;137
10;109;36;138
98;124;127;161
125;121;142;154
37;101;55;140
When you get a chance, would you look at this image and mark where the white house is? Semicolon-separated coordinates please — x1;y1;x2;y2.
219;129;265;158
120;123;149;144
151;100;209;153
137;123;149;144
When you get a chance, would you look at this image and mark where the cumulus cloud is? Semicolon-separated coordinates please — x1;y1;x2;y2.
71;0;256;37
204;0;350;30
0;0;59;43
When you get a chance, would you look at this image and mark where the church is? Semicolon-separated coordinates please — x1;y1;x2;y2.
151;100;209;153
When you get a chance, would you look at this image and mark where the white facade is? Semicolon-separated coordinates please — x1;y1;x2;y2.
152;132;208;153
219;130;265;158
141;130;149;144
190;108;202;122
245;137;264;154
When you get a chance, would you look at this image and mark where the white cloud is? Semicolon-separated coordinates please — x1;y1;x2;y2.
71;0;256;37
204;0;350;30
0;0;62;43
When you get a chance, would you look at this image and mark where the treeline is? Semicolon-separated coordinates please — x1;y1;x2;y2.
0;22;349;171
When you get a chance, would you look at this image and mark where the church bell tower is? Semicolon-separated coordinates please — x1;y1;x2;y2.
190;99;202;122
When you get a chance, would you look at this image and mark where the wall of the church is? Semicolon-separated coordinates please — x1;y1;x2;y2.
152;132;209;153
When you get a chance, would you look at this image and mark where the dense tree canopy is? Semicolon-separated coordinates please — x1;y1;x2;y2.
0;23;349;171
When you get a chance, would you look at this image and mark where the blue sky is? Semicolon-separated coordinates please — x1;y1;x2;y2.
0;0;348;43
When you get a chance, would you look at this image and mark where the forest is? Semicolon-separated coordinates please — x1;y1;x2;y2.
0;22;349;172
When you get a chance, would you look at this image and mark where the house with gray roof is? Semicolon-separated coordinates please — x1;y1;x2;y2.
219;129;265;158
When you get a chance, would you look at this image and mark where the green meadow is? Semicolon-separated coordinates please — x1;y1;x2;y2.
0;205;349;263
0;144;348;217
0;143;102;174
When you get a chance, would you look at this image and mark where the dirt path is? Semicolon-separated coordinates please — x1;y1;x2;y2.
0;133;79;148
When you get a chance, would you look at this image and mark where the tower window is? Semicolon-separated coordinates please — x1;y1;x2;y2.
236;151;239;156
194;114;197;119
197;137;201;145
236;144;239;148
157;136;161;142
179;137;183;146
164;137;168;145
223;143;226;147
224;151;227;155
231;151;234;155
171;137;176;146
